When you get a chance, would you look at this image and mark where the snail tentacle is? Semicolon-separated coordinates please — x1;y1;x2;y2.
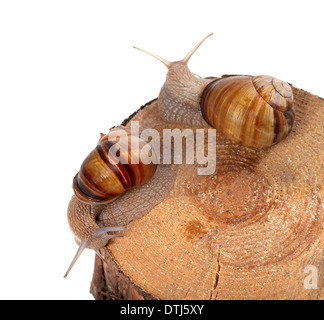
93;225;128;237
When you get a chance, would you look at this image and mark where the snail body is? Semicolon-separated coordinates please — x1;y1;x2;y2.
135;33;295;148
65;126;159;277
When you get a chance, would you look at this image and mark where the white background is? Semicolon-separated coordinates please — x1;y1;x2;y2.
0;0;323;300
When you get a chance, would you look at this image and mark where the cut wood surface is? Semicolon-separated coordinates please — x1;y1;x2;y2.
90;85;324;300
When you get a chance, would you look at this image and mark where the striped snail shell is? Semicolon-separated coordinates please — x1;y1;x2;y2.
200;75;295;148
134;34;295;148
73;127;157;204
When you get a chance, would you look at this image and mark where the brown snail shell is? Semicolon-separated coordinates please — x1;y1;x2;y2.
200;75;295;148
73;128;157;204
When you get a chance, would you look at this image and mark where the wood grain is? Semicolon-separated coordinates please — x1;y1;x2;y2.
90;84;324;300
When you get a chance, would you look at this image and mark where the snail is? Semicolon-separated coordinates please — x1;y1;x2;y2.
64;126;170;277
134;33;295;148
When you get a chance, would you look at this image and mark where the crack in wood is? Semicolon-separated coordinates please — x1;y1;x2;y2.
209;245;221;300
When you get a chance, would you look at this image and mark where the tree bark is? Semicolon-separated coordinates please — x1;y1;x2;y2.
90;84;324;300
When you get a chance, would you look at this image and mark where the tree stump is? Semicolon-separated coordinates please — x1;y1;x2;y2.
90;85;324;300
